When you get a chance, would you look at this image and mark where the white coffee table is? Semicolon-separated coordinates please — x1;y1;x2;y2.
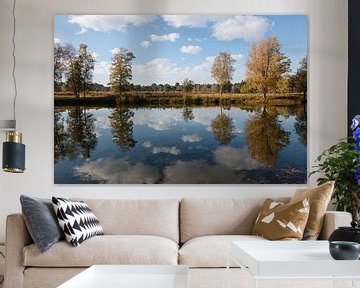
228;241;360;288
58;265;189;288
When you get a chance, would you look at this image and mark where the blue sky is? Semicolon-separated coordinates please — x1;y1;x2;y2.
54;15;307;86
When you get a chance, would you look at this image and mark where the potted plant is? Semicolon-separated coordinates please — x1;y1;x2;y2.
310;115;360;222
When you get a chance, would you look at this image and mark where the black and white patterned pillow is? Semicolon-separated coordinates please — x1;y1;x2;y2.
52;197;104;247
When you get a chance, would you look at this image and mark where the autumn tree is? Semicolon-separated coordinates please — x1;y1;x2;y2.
182;78;194;93
78;44;95;98
63;44;95;98
295;57;307;98
246;36;290;100
54;44;77;93
54;44;65;92
108;49;135;96
211;52;236;95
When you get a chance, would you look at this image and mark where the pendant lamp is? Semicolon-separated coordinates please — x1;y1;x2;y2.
1;0;26;173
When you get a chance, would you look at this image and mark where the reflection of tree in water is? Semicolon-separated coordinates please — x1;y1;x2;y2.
54;106;98;161
67;106;98;159
54;112;68;163
245;108;290;166
294;106;307;146
182;107;194;122
109;106;137;151
211;108;236;145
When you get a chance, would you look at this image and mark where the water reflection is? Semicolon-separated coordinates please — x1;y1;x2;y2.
182;107;195;122
109;106;137;151
54;104;307;184
294;105;307;146
211;108;236;145
54;107;97;162
245;107;290;167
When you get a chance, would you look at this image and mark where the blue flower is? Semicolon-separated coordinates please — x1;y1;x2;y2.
357;142;360;152
352;115;360;130
353;128;360;142
356;167;360;186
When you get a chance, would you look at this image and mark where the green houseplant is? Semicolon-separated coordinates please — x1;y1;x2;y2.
310;115;360;222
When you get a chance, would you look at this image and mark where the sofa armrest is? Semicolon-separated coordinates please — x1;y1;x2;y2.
4;214;33;288
318;211;352;240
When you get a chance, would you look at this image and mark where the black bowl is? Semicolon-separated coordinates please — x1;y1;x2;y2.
329;241;360;260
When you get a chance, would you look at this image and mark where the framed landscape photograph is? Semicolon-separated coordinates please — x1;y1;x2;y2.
54;14;307;184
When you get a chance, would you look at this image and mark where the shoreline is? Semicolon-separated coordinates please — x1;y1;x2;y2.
54;92;306;107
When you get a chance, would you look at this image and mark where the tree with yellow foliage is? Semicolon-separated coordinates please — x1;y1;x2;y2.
211;52;236;95
246;36;290;100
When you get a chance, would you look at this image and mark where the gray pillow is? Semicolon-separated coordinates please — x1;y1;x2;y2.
20;195;64;253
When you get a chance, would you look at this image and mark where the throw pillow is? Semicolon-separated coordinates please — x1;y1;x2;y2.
20;195;64;253
252;198;310;240
289;181;334;240
52;197;104;247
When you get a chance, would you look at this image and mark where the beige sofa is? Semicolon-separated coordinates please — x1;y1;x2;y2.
4;198;352;288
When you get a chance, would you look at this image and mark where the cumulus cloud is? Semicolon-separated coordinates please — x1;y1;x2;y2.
132;108;182;130
140;40;151;48
142;140;180;155
163;160;243;184
133;57;211;85
133;58;181;85
91;52;100;59
150;33;180;42
110;48;121;55
231;54;243;61
212;16;272;42
94;114;111;129
151;146;181;155
179;45;202;55
162;15;271;43
68;15;157;34
94;61;110;76
142;141;152;148
162;146;262;183
132;53;244;86
54;38;61;44
213;146;261;170
181;134;203;143
162;15;225;28
74;158;160;184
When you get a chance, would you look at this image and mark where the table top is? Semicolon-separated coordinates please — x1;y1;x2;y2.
58;265;189;288
231;240;360;278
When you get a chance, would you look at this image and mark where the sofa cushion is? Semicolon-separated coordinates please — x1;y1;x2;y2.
290;181;334;240
72;199;179;243
179;235;267;268
180;198;288;243
20;195;64;253
23;235;178;267
252;198;310;240
52;197;104;247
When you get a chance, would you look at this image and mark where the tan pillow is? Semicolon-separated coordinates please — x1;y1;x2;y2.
289;181;334;240
252;198;310;240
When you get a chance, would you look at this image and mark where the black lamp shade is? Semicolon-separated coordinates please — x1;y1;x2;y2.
2;141;25;173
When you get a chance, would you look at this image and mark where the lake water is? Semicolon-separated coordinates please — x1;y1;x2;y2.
54;105;307;184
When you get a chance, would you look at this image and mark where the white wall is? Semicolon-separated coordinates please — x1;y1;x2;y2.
0;0;348;242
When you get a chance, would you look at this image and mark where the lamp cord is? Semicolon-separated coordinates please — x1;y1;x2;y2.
11;0;17;129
